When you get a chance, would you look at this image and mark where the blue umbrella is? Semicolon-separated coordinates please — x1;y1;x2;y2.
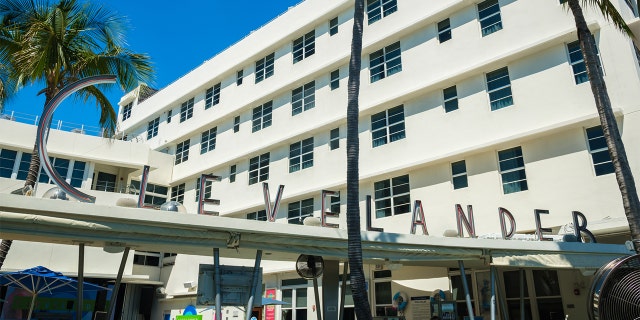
0;266;109;320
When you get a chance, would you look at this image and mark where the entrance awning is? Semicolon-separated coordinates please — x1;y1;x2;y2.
0;194;632;269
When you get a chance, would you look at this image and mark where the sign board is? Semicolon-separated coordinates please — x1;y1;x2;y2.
177;316;202;320
410;296;430;320
197;264;262;307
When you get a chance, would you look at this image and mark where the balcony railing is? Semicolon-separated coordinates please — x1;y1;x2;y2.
1;109;105;137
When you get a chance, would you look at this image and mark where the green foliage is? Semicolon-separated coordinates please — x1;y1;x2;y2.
0;0;153;136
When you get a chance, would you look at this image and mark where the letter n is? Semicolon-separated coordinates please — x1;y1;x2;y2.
456;204;476;238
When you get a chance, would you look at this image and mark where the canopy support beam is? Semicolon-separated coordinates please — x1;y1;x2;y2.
108;247;129;320
458;260;475;319
245;250;262;320
77;243;85;320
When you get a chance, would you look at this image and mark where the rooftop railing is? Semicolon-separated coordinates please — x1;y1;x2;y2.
1;109;105;137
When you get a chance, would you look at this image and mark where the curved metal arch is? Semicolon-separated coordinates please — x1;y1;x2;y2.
36;75;117;203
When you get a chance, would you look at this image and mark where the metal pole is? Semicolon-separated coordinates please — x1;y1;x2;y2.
27;293;37;320
214;248;222;320
490;267;496;320
458;260;475;320
339;262;348;320
496;269;509;320
519;269;525;320
313;277;322;320
108;247;129;320
245;250;263;320
77;243;85;320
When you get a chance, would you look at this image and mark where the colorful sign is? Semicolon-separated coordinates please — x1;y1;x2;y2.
177;316;202;320
265;288;276;320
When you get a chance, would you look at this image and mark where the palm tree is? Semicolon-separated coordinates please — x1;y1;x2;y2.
565;0;640;253
346;0;373;319
0;0;153;270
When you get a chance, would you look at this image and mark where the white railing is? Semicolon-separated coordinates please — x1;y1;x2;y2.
1;109;104;136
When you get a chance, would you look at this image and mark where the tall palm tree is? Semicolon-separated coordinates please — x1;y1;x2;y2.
0;0;153;270
346;0;373;319
565;0;640;253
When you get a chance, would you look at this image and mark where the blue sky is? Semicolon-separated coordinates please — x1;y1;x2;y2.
3;0;302;130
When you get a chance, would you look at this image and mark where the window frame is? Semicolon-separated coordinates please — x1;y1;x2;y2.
330;69;340;90
497;146;528;194
230;164;237;183
180;98;194;122
371;105;406;148
374;174;411;218
478;0;503;37
291;81;316;116
330;128;340;150
147;117;159;140
443;85;459;113
236;69;244;85
0;149;18;178
293;31;316;63
233;115;241;133
249;152;270;185
486;67;513;111
205;83;221;109
451;160;468;190
329;17;339;36
367;0;398;25
175;139;190;165
287;198;314;224
122;102;132;121
289;137;314;173
247;210;267;221
252;101;273;132
170;183;185;204
370;42;402;83
585;126;614;176
438;18;452;43
255;53;275;83
200;127;217;154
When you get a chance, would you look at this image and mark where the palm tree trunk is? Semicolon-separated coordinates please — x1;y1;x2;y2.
568;0;640;253
347;0;373;319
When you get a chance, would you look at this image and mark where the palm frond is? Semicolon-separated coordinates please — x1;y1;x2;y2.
73;85;116;136
581;0;634;37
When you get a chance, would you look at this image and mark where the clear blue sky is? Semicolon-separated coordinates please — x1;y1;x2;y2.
3;0;303;130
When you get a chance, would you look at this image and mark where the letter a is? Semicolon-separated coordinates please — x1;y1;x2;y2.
410;200;429;235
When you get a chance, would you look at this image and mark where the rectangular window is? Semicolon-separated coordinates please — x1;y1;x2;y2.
180;98;194;122
330;70;340;90
367;0;398;24
371;105;405;148
249;152;270;185
288;198;314;224
330;128;340;150
293;31;315;63
229;164;237;183
247;210;267;221
292;81;315;115
330;192;341;214
121;103;132;121
16;152;31;180
443;85;459;113
200;127;217;154
205;83;221;109
175;139;190;165
195;176;213;201
255;53;275;83
167;110;172;123
374;270;393;316
133;251;160;267
289;137;314;173
329;17;339;36
370;42;402;83
147;117;159;140
252;101;272;132
374;174;410;218
39;157;70;184
130;180;168;207
234;116;240;133
438;18;452;43
236;70;243;85
0;149;17;178
451;160;468;189
70;161;85;188
478;0;503;36
170;183;185;204
566;40;601;84
586;126;614;176
498;146;528;194
486;67;513;111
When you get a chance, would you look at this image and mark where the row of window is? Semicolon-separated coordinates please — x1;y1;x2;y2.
167;125;612;221
0;149;86;188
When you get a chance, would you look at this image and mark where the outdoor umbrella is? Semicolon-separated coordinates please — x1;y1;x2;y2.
0;265;110;320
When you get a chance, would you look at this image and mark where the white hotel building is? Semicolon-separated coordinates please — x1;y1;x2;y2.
2;0;640;319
